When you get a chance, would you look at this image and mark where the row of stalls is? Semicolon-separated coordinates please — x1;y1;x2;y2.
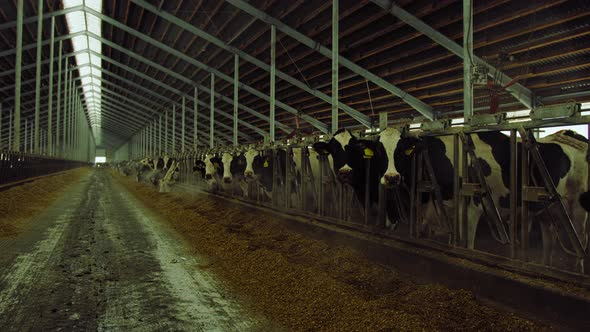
125;103;590;277
0;151;89;186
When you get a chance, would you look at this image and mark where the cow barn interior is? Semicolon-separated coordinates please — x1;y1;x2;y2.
0;0;589;330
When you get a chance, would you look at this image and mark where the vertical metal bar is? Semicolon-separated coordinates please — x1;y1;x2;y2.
159;115;162;155
463;0;473;122
0;103;2;149
331;0;339;133
270;25;276;142
171;105;176;153
510;129;518;259
34;0;43;154
62;58;68;158
24;118;28;153
453;134;460;246
210;73;215;148
165;110;168;155
521;132;530;261
47;15;54;156
9;108;12;150
29;120;33;153
181;96;186;152
56;40;62;157
233;54;239;146
193;87;198;150
13;0;24;151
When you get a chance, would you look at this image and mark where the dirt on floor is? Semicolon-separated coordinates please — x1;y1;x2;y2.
0;168;90;237
114;173;548;332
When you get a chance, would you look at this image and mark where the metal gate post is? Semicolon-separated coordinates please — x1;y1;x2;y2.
510;129;518;259
521;131;530;262
409;152;417;237
34;0;43;155
364;158;371;225
159;115;162;155
193;87;198;150
453;134;460;245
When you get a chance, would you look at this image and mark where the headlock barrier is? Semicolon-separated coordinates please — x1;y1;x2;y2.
0;150;89;187
115;102;590;280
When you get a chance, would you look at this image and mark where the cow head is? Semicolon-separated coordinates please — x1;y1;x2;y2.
378;128;403;187
312;129;366;184
244;149;260;179
392;135;422;185
163;156;171;169
204;154;222;180
222;152;234;183
193;158;206;179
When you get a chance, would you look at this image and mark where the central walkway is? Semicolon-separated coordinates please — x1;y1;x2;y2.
0;170;253;331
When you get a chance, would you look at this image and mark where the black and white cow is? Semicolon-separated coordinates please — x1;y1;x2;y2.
243;148;288;200
219;152;249;195
159;156;180;192
390;128;589;264
312;129;399;226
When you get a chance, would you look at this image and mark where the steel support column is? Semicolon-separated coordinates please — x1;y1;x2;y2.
8;108;12;149
48;16;55;156
165;110;168;155
159;115;162;155
463;0;473;122
210;73;215;148
63;65;69;158
13;0;23;151
331;0;339;133
57;40;62;157
198;87;199;151
233;55;238;146
172;104;176;152
181;96;185;153
33;0;43;154
270;25;276;142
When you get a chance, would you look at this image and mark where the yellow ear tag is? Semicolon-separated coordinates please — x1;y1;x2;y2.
263;160;269;168
404;145;415;156
363;147;374;159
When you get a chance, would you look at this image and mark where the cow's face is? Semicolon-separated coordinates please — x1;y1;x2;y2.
244;149;259;179
163;156;170;169
393;136;421;184
204;154;217;180
193;159;206;178
222;153;233;183
379;128;402;187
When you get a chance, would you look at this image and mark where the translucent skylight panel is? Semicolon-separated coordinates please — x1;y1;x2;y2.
63;0;103;138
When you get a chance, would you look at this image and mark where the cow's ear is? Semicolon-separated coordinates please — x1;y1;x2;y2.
313;142;331;155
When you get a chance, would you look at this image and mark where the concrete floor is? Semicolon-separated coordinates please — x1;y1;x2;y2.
0;170;254;331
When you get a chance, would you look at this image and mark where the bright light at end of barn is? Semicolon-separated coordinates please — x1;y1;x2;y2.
95;156;106;163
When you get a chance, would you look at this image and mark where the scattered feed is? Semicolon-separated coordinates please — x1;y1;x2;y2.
115;173;547;331
0;168;90;237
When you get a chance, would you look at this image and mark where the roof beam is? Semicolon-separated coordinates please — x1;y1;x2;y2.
83;6;329;134
370;0;534;109
225;0;435;121
87;47;267;137
0;5;84;30
86;32;289;135
132;0;371;129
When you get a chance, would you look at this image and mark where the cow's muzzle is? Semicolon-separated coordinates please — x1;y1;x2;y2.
337;169;353;184
223;177;232;183
244;171;254;179
205;174;213;180
383;174;402;187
